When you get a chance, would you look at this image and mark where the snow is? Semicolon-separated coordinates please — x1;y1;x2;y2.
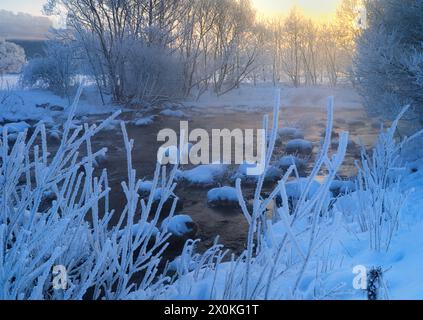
279;139;423;300
276;155;307;170
161;215;195;237
285;178;322;200
160;109;186;118
285;139;313;155
133;116;155;126
138;182;168;202
118;223;159;238
320;165;423;299
152;188;164;201
1;121;30;133
139;180;154;192
207;187;238;204
0;74;19;88
233;162;258;178
176;164;228;185
0;83;120;123
99;119;121;131
232;162;283;182
330;180;356;197
278;127;304;140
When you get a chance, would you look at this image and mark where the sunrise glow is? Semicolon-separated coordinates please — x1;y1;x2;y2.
252;0;342;20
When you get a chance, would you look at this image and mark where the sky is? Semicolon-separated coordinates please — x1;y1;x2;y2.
252;0;342;20
0;0;47;16
0;0;342;20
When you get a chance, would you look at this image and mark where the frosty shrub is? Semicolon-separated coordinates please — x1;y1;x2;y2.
121;42;184;104
352;107;423;252
0;39;26;74
0;87;180;299
354;0;423;121
21;41;79;99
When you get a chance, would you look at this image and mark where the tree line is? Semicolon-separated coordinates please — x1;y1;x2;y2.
22;0;361;104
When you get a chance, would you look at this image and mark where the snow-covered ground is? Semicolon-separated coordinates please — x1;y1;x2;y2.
0;74;120;123
323;156;423;300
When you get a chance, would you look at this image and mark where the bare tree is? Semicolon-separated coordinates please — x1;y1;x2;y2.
44;0;189;103
279;8;304;87
210;0;258;95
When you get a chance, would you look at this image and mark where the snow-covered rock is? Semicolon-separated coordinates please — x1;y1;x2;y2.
101;119;121;131
330;180;356;197
347;119;366;127
160;109;186;118
232;162;283;183
335;117;347;124
161;215;197;237
157;143;194;165
285;178;321;200
139;180;154;193
263;166;284;182
276;155;307;171
48;129;61;141
176;164;227;186
7;133;18;141
233;162;259;178
36;116;55;127
2;121;30;133
207;186;239;208
133;116;155;126
275;178;331;210
277;127;304;140
151;188;164;201
331;138;359;153
118;222;159;238
50;105;65;112
137;181;184;214
153;188;184;214
285;139;313;156
93;152;108;167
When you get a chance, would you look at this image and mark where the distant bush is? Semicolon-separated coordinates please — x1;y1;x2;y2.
21;41;79;99
0;39;26;74
354;0;423;122
121;41;184;104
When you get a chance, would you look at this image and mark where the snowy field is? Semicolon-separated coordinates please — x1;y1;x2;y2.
0;74;119;123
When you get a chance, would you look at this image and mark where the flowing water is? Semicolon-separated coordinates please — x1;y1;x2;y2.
82;105;381;257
